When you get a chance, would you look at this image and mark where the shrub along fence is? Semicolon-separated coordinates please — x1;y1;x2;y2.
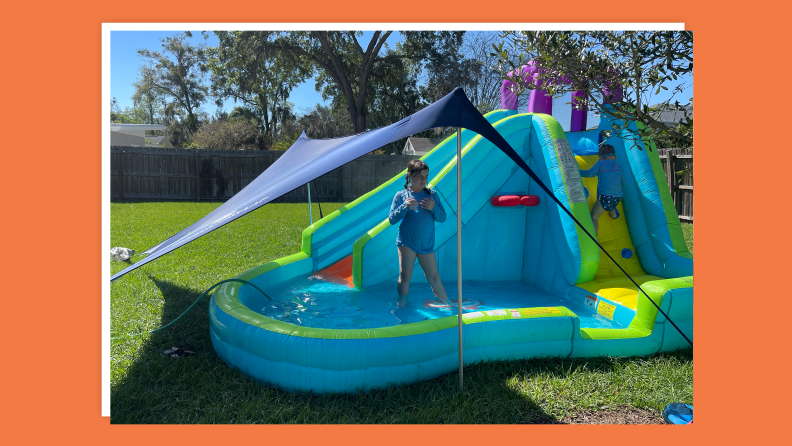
657;148;693;223
111;146;421;203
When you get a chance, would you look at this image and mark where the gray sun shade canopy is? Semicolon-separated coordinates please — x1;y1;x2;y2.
111;88;553;282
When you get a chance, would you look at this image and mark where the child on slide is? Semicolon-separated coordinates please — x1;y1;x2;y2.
579;144;624;236
388;160;449;308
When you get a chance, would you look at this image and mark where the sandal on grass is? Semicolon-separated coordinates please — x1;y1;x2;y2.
162;343;198;359
662;403;693;424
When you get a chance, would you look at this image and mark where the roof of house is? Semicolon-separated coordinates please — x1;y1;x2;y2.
111;132;147;146
651;104;693;125
110;132;174;148
110;124;166;132
110;123;173;148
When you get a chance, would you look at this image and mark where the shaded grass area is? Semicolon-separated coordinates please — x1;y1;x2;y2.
110;201;693;424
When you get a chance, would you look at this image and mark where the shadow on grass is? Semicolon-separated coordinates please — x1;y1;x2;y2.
111;275;217;423
111;275;690;424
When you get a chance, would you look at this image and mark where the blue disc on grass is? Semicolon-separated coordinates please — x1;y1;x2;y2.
621;248;633;259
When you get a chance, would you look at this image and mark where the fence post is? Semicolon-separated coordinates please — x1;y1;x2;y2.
195;149;200;201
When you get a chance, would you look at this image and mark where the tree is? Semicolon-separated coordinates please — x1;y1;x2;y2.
110;97;131;123
294;103;354;140
492;31;693;148
227;105;259;124
131;63;165;125
192;118;259;150
137;34;209;137
110;97;148;124
310;39;423;153
408;31;468;105
403;31;507;143
205;31;312;149
461;32;504;115
361;50;423;153
271;31;465;134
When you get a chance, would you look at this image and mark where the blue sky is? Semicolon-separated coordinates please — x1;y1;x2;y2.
110;30;692;131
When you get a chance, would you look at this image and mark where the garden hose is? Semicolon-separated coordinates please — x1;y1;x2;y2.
110;278;272;340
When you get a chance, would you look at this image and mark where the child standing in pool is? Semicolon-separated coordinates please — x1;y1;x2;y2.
579;144;624;236
388;160;450;308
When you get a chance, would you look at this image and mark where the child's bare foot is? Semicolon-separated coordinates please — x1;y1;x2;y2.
397;296;407;308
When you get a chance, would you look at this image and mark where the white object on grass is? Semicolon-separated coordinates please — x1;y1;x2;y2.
110;247;135;262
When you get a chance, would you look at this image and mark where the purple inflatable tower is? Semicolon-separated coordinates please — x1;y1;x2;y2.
500;59;622;132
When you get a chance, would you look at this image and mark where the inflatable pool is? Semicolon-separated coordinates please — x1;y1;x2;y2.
209;109;693;393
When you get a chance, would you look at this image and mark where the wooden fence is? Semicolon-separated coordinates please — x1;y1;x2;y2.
657;148;693;223
110;146;421;202
111;145;693;222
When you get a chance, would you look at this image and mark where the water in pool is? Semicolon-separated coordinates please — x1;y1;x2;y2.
248;276;623;330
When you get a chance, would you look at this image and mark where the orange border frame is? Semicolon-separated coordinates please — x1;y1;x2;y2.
5;0;782;443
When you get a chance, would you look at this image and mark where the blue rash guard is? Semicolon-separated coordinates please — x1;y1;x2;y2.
388;188;447;254
579;159;624;198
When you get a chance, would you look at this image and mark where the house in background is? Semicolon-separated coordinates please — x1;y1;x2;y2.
582;103;692;131
111;123;173;148
402;137;445;156
652;104;693;126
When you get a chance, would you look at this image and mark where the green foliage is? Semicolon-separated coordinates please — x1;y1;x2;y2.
132;63;166;125
119;30;509;152
191;119;260;150
273;31;399;133
403;31;467;104
492;31;693;148
462;32;505;115
271;31;468;135
649;122;691;149
205;31;312;148
110;97;148;124
271;131;301;151
142;138;166;148
410;31;507;143
227;106;260;124
138;33;209;139
294;103;353;140
278;30;507;153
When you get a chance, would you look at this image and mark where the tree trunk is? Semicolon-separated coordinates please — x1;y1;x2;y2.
354;112;366;134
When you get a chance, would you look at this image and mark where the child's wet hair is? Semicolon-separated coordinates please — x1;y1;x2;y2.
404;159;431;194
598;144;616;158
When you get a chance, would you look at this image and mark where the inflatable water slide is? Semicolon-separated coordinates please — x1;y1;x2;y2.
209;109;693;394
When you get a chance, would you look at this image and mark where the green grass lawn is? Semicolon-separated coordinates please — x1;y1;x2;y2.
682;223;694;253
110;201;693;424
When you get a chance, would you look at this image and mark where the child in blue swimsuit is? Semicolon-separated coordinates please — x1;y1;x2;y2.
388;160;449;308
579;144;624;236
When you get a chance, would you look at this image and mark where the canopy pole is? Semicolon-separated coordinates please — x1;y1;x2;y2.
457;127;463;392
307;182;313;225
312;179;324;219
